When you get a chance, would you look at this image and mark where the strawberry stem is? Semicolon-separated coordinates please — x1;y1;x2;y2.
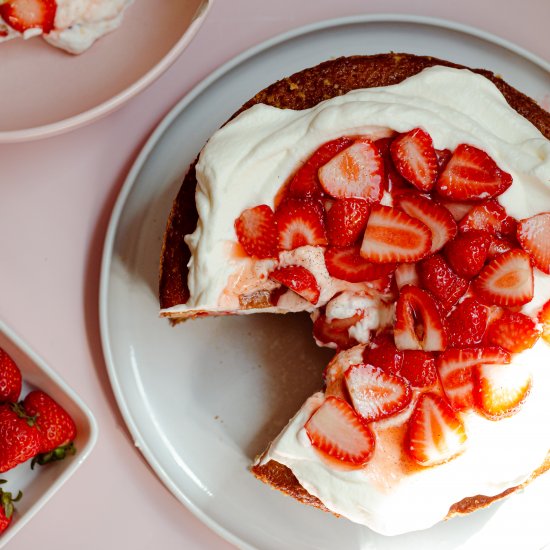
31;442;76;469
0;480;22;520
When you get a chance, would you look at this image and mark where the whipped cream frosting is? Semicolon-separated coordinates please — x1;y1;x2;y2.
162;65;550;317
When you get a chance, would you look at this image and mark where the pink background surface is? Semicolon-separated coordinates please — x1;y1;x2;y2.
1;1;549;548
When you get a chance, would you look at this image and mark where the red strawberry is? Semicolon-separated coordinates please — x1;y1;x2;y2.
437;347;511;411
360;205;432;264
446;297;489;348
436;144;512;201
324;246;396;283
375;137;412;196
418;254;469;311
474;362;531;420
395;194;457;253
288;137;354;199
394;263;419;289
487;236;515;260
433;196;473;222
540;300;550;345
23;391;77;459
394;285;447;351
325;198;370;247
444;230;491;279
0;404;40;473
305;396;375;466
458;200;517;237
0;0;56;34
344;363;412;422
275;198;327;250
517;212;550;274
0;480;22;535
313;314;358;350
435;148;452;171
270;266;320;305
234;204;278;259
473;249;533;307
400;350;437;388
0;348;21;403
406;392;467;466
318;139;384;202
485;309;541;353
390;128;439;192
363;333;404;375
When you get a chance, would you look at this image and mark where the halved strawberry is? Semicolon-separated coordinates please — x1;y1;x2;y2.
325;246;396;283
375;137;412;196
517;212;550;274
437;347;511;411
473;362;531;420
436;144;512;201
318;139;384;202
400;350;437;388
360;205;431;264
270;266;320;304
473;249;533;307
406;392;467;467
418;254;469;311
540;300;550;345
444;230;491;280
394;263;419;289
487;236;515;260
312;314;358;350
234;204;278;259
485;309;541;353
395;194;457;253
305;396;375;466
390;128;439;192
275;198;327;250
0;0;56;34
394;285;447;351
287;137;354;199
446;297;489;348
433;196;473;222
363;333;404;375
325;198;370;247
344;363;412;422
458;200;517;237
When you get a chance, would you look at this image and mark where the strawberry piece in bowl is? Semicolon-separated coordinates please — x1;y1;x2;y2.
485;310;541;353
275;198;328;250
326;198;370;247
270;266;320;305
305;396;375;466
517;212;550;274
444;230;491;280
325;246;396;283
400;350;437;388
0;348;22;404
235;204;278;259
446;297;489;348
363;333;404;375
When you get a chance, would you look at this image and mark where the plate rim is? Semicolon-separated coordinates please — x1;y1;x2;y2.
0;0;212;144
99;13;550;549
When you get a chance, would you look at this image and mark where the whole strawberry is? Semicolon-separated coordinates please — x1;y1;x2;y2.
0;404;40;473
0;480;22;534
0;348;22;403
23;391;76;466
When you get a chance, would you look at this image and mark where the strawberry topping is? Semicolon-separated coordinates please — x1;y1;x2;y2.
444;230;491;279
326;198;370;247
363;333;404;375
433;196;473;222
485;309;541;353
400;350;437;388
517;212;550;274
446;297;489;348
0;0;56;34
275;198;327;250
458;200;517;237
436;144;513;201
325;246;396;283
234;204;278;259
270;266;320;304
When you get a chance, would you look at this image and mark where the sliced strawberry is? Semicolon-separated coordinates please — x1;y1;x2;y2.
517;212;550;274
458;200;517;237
375;137;412;196
344;363;412;422
305;396;375;466
444;230;491;280
363;333;404;375
287;137;354;199
394;285;447;351
318;139;384;202
435;148;452;171
270;266;320;304
234;204;278;259
313;313;358;350
394;263;419;289
473;249;533;307
0;0;56;34
418;254;469;311
474;362;531;420
540;300;550;345
485;309;541;353
390;128;439;192
487;236;515;260
275;198;327;250
395;194;457;253
325;198;370;247
325;246;396;283
446;297;489;348
437;347;511;411
433;196;473;222
400;350;437;388
360;205;431;264
406;392;467;467
436;144;512;201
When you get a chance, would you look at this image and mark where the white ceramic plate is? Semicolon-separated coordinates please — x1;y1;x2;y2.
0;0;212;143
100;15;550;550
0;319;98;548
